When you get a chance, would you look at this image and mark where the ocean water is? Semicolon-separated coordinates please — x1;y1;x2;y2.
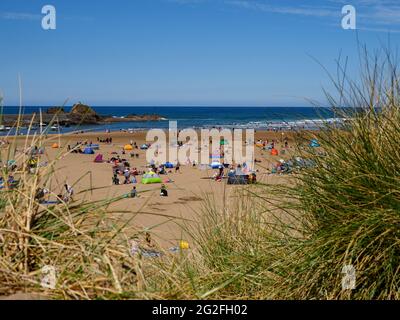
1;106;341;134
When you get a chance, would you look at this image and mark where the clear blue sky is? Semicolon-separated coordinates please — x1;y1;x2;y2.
1;0;399;106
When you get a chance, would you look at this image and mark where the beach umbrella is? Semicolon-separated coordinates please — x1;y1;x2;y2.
220;139;228;146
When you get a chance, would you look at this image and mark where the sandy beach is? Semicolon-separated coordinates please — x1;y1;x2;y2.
3;130;297;249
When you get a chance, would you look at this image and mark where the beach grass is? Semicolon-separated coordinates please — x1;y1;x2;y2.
147;48;400;300
0;109;156;299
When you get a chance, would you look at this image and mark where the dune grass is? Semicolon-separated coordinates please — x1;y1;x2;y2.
148;49;400;300
0;109;162;299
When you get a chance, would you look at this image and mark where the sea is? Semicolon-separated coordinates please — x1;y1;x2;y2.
1;106;343;135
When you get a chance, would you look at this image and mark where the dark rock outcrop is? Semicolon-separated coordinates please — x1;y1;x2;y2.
70;103;97;116
46;107;65;114
2;103;166;127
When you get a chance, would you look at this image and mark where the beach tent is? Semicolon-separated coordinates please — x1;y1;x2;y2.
140;144;149;150
210;161;223;169
52;143;59;149
227;169;249;185
88;144;100;150
124;144;133;151
83;147;95;154
271;148;279;156
164;162;174;169
309;139;321;148
94;154;104;163
141;172;162;184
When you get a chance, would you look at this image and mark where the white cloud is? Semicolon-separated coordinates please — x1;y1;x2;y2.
0;12;41;21
226;1;339;18
224;0;400;32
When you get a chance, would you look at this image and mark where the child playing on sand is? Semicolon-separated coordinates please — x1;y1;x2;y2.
160;185;168;197
112;174;120;185
130;186;137;198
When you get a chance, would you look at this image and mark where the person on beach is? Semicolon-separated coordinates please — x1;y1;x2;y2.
112;174;120;185
130;186;137;198
35;187;49;203
175;162;180;173
160;185;168;197
63;184;74;203
123;169;130;184
218;165;224;177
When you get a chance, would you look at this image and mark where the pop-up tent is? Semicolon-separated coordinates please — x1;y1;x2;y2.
83;147;95;154
88;144;100;150
140;144;149;150
52;143;59;149
210;161;223;169
227;168;249;185
164;162;174;169
124;144;133;151
94;154;104;163
141;172;162;184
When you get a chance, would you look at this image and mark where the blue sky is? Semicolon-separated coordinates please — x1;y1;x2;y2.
1;0;400;106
